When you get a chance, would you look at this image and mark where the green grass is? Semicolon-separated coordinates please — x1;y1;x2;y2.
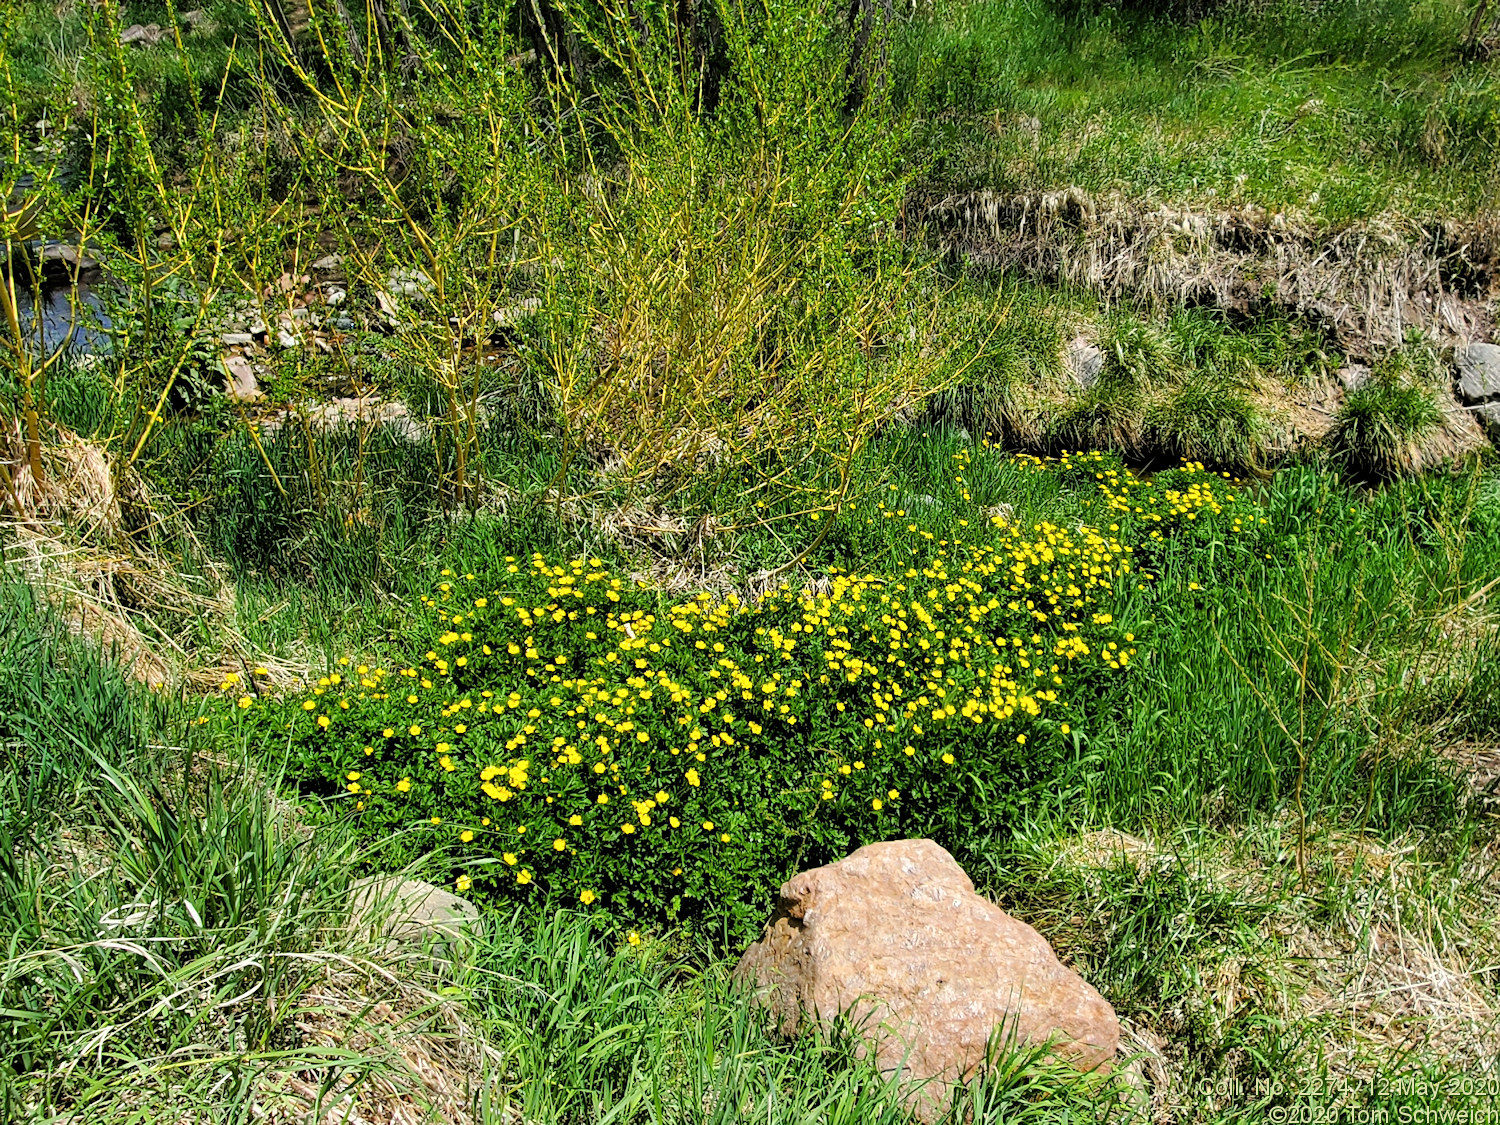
899;0;1500;223
5;437;1500;1119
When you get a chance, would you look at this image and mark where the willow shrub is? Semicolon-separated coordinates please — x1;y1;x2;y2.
229;458;1258;939
248;0;959;529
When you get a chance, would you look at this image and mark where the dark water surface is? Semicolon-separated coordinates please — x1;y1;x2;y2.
9;281;110;355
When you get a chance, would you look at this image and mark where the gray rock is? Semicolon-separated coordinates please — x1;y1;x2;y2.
349;876;478;952
276;328;299;349
120;22;166;45
1475;403;1500;445
311;253;344;271
221;332;255;346
333;316;356;331
40;243;98;271
325;287;347;307
1067;336;1103;389
1456;343;1500;403
387;269;433;299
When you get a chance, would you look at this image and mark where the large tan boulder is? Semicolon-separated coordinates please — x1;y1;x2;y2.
734;840;1118;1108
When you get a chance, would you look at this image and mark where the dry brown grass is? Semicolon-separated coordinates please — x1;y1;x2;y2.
1;423;314;693
254;966;506;1125
1051;820;1500;1116
929;189;1500;358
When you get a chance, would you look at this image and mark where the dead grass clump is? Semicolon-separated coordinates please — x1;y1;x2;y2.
1047;823;1500;1100
3;418;124;538
255;967;503;1125
928;189;1499;357
0;425;314;693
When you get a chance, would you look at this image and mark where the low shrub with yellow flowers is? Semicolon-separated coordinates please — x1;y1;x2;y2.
231;454;1254;936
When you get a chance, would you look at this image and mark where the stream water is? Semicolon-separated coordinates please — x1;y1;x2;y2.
9;281;110;356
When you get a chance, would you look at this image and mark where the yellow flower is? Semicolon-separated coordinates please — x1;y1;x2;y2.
872;798;883;811
888;789;899;800
317;715;330;728
553;838;567;851
581;890;596;905
942;753;955;765
409;724;422;736
669;816;681;828
382;728;394;738
621;823;636;835
720;833;731;843
517;870;532;885
1060;723;1071;734
503;852;518;865
627;931;641;946
302;701;316;711
569;814;583;826
346;771;361;781
686;769;700;787
430;816;442;825
396;777;412;792
237;695;252;709
460;830;474;843
702;820;714;831
456;874;472;892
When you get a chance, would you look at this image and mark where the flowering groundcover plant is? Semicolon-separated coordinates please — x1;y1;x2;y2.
230;456;1253;936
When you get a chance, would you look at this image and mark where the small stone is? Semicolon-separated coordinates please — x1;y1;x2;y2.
1475;403;1500;445
1456;343;1500;403
387;269;433;299
222;355;259;401
735;840;1118;1120
276;328;299;349
311;253;344;271
40;243;98;271
120;22;166;45
325;287;347;307
221;332;255;346
349;876;478;952
1067;336;1103;389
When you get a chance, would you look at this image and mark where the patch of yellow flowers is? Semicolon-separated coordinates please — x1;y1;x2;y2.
237;454;1249;912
